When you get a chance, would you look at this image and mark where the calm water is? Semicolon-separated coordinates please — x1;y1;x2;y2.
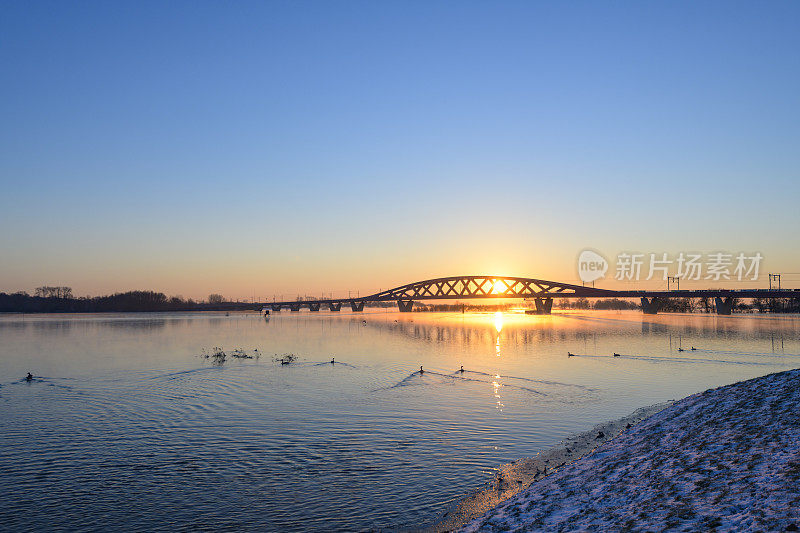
1;310;799;531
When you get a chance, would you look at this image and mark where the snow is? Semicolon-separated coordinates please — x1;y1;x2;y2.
427;404;669;532
461;369;800;532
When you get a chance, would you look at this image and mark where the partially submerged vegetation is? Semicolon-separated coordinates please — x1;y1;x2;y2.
197;348;298;366
200;347;260;366
273;353;297;365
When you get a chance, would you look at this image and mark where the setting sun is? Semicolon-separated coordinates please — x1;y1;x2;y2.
492;279;508;295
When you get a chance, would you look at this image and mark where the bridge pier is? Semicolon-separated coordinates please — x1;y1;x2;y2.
533;297;553;315
328;302;342;312
398;300;414;312
641;297;663;315
715;296;735;315
289;303;301;312
308;303;321;312
350;301;365;312
270;304;282;312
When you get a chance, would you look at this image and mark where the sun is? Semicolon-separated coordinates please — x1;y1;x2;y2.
491;279;508;295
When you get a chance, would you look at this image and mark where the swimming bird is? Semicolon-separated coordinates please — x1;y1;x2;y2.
678;348;685;352
330;358;335;364
281;359;290;365
362;320;367;325
419;366;424;374
691;347;697;351
613;353;621;357
567;352;575;357
459;365;465;373
25;372;33;381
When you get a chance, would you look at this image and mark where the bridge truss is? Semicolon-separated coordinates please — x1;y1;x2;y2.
261;275;798;316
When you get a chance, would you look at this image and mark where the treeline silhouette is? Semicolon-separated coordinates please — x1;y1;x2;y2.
559;296;800;313
559;298;638;310
2;290;798;314
0;290;257;313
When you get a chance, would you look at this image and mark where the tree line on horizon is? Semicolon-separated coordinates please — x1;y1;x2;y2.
1;289;799;314
557;296;800;313
0;288;251;313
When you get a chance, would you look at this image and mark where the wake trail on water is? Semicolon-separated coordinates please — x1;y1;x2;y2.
158;367;226;379
457;370;594;390
310;361;357;368
691;348;800;358
376;371;547;396
568;353;778;366
6;377;74;390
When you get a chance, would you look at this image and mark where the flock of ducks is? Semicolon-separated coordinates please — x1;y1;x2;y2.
567;346;697;357
417;365;466;375
27;344;703;381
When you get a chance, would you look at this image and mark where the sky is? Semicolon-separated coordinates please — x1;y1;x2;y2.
1;1;799;300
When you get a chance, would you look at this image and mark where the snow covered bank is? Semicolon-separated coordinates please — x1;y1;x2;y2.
462;369;800;531
427;403;671;532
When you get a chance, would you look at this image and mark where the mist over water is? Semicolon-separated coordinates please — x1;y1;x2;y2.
1;310;799;531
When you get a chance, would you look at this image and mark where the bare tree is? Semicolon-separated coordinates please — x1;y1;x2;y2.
208;294;224;304
56;287;73;299
35;286;72;298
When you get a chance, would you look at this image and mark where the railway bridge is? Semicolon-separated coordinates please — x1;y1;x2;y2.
261;276;798;316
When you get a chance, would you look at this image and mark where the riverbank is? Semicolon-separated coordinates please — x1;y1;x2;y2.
458;368;800;531
425;402;672;532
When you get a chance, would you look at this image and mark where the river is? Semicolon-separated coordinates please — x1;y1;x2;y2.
1;310;798;531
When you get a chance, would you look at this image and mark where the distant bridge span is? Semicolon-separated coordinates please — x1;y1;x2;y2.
262;275;799;316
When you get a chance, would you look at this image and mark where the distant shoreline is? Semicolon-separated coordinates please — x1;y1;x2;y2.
0;290;263;314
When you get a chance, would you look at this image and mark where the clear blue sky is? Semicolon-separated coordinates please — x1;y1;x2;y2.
1;1;799;299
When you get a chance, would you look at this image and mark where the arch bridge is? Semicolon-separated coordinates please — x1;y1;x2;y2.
261;275;798;316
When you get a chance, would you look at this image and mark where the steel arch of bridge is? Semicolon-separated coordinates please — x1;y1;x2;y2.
264;276;612;312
